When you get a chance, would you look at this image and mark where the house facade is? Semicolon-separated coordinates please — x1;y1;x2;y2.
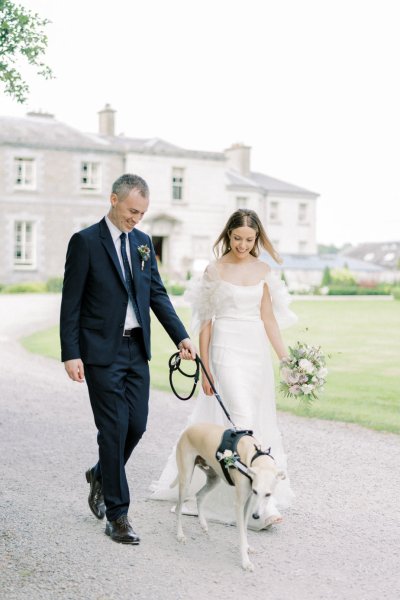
0;105;319;284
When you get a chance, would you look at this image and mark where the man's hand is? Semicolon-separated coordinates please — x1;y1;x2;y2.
178;338;197;360
64;358;85;382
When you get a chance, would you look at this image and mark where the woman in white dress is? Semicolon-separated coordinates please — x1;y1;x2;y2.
150;209;297;529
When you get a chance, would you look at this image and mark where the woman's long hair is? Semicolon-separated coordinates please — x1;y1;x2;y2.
213;209;281;263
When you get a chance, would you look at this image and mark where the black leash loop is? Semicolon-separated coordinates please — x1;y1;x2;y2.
168;352;236;427
168;352;200;401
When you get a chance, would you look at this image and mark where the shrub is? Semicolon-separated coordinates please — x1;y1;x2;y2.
392;287;400;301
330;267;357;286
2;282;47;293
46;277;63;292
321;266;332;286
327;285;391;296
168;283;186;296
327;286;358;295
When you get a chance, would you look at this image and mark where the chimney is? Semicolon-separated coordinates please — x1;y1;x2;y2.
224;143;251;177
98;104;116;136
26;110;54;119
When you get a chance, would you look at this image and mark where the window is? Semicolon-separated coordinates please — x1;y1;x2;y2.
298;241;307;254
14;158;36;190
81;161;101;191
235;196;248;209
298;202;308;222
14;221;36;268
172;168;184;201
269;201;279;221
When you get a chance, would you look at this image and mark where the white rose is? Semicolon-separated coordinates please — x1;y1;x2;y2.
299;358;315;374
301;384;314;394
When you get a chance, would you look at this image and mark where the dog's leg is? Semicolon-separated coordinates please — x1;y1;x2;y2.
176;448;196;543
195;466;220;534
235;481;254;571
244;495;256;554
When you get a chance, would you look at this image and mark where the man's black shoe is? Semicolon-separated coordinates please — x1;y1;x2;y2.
85;468;106;520
105;515;140;544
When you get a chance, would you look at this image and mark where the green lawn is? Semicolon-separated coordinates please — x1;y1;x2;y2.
22;300;400;434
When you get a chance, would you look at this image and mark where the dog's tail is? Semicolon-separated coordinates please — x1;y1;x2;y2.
169;474;179;489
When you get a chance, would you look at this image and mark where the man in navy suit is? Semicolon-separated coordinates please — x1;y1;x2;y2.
60;173;196;544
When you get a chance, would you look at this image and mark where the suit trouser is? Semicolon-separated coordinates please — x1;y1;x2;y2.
84;330;150;521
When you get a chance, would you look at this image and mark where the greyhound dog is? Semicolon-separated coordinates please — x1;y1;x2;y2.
173;423;285;571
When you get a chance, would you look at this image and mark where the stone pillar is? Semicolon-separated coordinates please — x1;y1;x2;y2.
224;143;251;177
98;104;116;136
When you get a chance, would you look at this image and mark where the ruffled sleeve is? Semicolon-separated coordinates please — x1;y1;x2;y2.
184;262;221;335
265;270;298;329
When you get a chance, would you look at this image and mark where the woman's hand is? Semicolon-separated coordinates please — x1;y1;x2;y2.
202;372;215;396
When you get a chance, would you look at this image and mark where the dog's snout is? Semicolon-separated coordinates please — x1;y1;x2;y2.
252;513;260;520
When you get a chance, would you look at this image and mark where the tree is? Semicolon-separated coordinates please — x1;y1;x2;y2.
0;0;53;103
321;266;332;286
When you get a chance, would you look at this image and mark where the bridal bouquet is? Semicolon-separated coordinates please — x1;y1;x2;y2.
279;342;328;404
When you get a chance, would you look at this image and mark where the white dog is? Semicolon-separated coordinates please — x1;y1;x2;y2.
173;423;285;571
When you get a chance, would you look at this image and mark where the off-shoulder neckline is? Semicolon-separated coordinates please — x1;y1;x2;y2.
219;278;268;288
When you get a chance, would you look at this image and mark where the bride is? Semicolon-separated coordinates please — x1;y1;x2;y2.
150;209;297;529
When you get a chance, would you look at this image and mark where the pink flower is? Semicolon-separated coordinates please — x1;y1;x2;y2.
289;385;301;395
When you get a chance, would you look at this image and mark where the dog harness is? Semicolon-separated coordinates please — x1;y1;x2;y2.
215;428;274;486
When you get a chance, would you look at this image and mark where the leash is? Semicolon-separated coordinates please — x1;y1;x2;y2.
168;352;237;427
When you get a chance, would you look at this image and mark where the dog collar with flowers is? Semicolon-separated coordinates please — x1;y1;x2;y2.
137;244;150;270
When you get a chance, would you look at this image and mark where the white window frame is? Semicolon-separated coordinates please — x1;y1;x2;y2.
14;157;36;190
235;196;248;209
298;202;308;223
269;201;279;222
14;220;37;269
298;240;308;254
172;167;185;201
80;161;101;191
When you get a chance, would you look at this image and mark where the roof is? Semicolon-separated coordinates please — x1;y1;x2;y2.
341;242;400;270
226;169;261;189
262;252;384;272
99;134;225;161
226;168;318;196
251;172;318;196
0;114;118;153
0;113;226;161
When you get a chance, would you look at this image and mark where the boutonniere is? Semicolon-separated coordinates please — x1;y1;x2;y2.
137;244;150;271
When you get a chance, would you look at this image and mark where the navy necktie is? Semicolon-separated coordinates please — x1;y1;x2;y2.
120;233;141;325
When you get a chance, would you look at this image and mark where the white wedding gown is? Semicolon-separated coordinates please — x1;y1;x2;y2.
150;263;297;529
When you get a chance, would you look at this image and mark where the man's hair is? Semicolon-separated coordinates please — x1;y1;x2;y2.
111;174;149;200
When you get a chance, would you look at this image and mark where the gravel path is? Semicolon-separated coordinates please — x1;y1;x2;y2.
0;294;399;600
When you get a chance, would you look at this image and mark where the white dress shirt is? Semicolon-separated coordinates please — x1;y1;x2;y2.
105;215;141;330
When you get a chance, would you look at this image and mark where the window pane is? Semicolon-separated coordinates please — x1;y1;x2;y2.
14;221;36;267
172;168;184;201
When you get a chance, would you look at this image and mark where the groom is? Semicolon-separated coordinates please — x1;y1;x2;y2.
60;173;196;544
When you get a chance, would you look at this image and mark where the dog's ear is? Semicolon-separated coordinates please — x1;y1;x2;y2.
276;470;286;480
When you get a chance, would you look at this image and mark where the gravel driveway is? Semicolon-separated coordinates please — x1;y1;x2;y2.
0;294;399;600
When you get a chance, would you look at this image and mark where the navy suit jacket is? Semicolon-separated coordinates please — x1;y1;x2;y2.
60;218;188;365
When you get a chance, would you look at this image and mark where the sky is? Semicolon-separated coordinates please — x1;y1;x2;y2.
1;0;399;247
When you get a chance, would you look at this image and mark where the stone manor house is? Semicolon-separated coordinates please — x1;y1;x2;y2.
0;105;319;284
